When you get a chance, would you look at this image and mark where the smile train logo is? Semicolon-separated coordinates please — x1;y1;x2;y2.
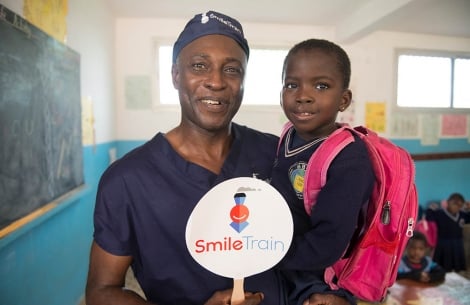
230;192;249;233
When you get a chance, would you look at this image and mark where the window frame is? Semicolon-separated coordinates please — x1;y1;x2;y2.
394;48;470;113
153;40;289;111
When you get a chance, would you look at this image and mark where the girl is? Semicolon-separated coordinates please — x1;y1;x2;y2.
272;39;375;305
426;192;470;272
397;231;446;283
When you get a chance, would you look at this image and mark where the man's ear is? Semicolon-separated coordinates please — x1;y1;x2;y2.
171;63;179;89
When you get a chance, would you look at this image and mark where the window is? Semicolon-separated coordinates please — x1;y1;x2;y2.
157;45;288;106
396;53;470;109
453;58;470;108
158;46;177;105
244;49;288;105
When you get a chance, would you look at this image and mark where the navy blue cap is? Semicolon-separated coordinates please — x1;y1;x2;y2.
172;11;250;63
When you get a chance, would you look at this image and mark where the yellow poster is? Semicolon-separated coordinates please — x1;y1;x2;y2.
24;0;68;42
365;101;386;133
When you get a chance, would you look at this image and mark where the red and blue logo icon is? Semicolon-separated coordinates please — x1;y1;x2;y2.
230;192;249;233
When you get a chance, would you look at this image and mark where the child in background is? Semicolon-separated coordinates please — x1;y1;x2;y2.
397;231;446;283
415;201;439;250
426;192;470;272
272;38;375;305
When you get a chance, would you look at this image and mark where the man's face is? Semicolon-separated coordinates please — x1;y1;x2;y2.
172;35;247;132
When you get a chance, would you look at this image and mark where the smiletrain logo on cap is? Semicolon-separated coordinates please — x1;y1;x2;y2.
201;12;209;23
172;11;250;63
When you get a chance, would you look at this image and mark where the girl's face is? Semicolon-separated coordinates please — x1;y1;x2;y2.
447;198;464;215
406;239;427;264
281;49;351;141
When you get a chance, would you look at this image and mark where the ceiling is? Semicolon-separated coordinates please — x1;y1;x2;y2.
106;0;470;43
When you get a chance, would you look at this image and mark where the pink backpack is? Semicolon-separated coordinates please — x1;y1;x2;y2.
278;122;418;302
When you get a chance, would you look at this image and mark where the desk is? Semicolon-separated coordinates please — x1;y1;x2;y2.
357;272;470;305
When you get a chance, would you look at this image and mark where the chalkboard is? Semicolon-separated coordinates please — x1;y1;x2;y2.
0;4;84;231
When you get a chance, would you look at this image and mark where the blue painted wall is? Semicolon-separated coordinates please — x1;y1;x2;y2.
117;137;470;205
0;136;468;305
394;138;470;205
0;143;115;305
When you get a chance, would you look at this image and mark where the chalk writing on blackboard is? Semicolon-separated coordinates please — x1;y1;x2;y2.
0;4;84;231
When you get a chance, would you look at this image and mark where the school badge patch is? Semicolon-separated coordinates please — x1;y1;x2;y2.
289;161;307;200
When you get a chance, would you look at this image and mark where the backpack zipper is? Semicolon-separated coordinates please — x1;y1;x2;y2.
381;201;391;225
406;217;414;237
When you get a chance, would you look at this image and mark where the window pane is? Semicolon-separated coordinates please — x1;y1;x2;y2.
158;46;179;105
157;46;287;105
453;58;470;108
397;55;451;108
243;49;287;105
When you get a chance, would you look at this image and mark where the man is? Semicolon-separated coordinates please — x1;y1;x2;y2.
85;11;283;305
85;11;351;305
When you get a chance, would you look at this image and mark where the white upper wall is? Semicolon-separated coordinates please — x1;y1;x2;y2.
347;31;470;127
2;0;469;143
115;16;470;140
67;0;116;144
114;18;334;139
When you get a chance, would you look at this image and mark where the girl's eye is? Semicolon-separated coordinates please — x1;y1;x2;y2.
316;83;329;90
284;83;297;89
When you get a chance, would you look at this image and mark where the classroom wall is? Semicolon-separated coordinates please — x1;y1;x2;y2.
114;18;334;139
114;16;470;204
0;2;469;305
0;1;115;305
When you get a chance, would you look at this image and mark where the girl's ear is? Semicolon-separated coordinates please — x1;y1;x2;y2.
339;89;352;112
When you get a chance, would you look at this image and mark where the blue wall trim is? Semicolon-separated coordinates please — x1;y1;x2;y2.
0;142;116;305
392;138;470;154
392;138;470;204
0;185;91;249
116;140;143;159
0;136;468;305
115;137;470;205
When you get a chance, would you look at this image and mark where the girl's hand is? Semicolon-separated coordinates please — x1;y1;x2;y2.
420;272;431;282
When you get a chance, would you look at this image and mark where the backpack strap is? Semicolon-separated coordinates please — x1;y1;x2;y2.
303;124;355;215
303;124;356;290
